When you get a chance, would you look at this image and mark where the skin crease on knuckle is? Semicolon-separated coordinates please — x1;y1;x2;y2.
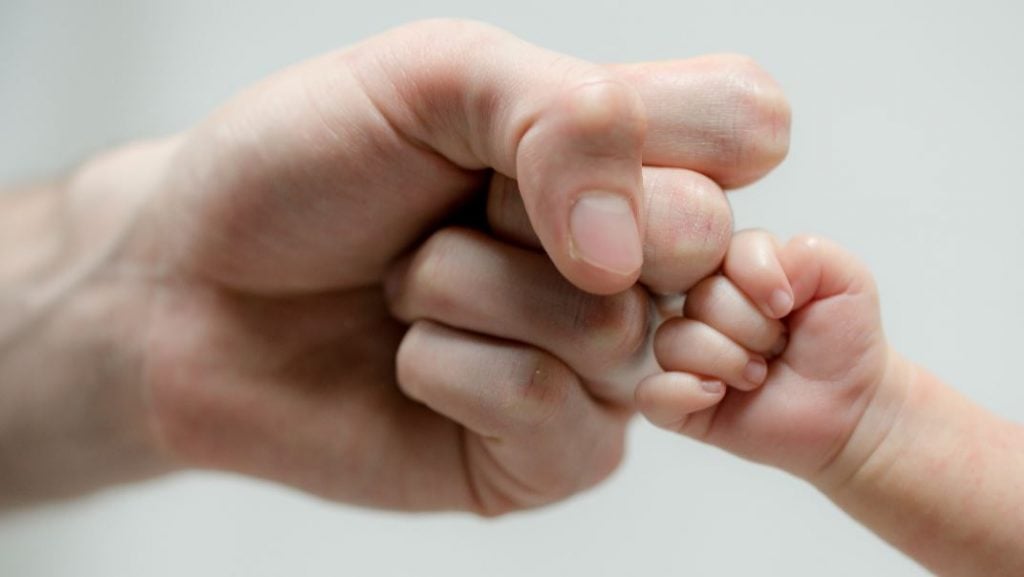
683;277;780;353
683;277;728;322
556;77;647;157
505;351;578;436
355;19;524;172
451;350;616;515
371;19;647;182
514;77;647;239
651;320;700;370
394;319;576;442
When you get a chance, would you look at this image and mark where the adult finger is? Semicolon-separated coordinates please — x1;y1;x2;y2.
352;19;648;295
487;167;733;294
608;55;791;189
396;320;629;514
167;20;786;296
386;228;659;406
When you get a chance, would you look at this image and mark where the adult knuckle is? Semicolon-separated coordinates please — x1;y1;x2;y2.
404;18;500;44
378;19;518;167
715;55;792;178
508;352;576;431
574;286;651;366
559;77;647;151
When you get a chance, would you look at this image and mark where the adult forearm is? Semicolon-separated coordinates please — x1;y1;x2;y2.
0;139;178;508
826;363;1024;576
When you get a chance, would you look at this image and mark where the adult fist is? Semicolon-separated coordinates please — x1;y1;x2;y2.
112;19;792;514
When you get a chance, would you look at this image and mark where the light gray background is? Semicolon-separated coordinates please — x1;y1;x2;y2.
1;1;1021;575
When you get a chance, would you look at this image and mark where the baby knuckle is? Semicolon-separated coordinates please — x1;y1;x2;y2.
734;227;775;245
684;276;730;320
708;345;739;376
791;233;824;250
652;317;688;362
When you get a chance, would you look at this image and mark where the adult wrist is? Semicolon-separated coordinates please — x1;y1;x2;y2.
0;136;183;506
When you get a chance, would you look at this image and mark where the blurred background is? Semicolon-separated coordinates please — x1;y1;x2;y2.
1;0;1021;575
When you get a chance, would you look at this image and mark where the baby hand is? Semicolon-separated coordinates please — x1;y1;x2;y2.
637;231;904;487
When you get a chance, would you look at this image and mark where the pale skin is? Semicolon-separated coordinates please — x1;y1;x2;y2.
0;19;790;512
4;17;1016;577
404;211;1024;574
636;231;1024;576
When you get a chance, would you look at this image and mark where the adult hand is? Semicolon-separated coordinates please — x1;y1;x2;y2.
4;19;789;513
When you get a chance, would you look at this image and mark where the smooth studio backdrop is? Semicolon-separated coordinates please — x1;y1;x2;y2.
1;1;1021;575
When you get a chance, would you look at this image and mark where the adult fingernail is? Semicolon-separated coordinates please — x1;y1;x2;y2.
768;289;793;318
743;357;768;386
569;193;643;276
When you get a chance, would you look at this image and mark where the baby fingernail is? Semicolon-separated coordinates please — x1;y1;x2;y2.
743;357;768;386
768;289;793;318
569;193;643;276
701;380;724;394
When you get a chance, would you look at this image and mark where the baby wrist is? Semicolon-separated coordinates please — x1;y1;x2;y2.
812;349;916;496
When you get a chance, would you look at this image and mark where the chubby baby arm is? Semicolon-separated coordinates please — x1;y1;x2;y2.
638;230;1024;577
